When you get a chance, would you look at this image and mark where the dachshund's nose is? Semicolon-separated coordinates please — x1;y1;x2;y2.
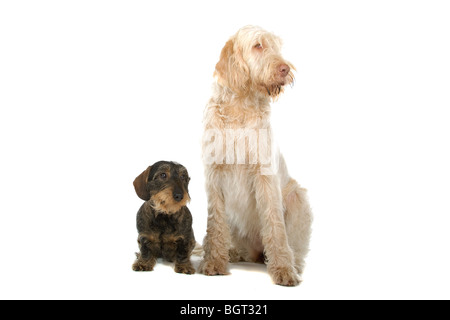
173;193;183;202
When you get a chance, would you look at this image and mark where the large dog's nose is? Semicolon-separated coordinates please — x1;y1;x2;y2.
278;64;290;77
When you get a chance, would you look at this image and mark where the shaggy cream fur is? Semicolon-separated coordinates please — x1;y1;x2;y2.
200;26;312;286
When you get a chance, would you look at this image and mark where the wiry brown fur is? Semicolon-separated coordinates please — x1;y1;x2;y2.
132;161;196;274
200;26;312;286
150;187;190;214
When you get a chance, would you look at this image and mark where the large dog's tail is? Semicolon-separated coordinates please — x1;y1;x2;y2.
192;242;204;257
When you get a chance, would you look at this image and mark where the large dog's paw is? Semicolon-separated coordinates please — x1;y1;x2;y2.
270;266;301;287
199;259;230;276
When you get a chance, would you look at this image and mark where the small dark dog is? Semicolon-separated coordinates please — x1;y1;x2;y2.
132;161;196;274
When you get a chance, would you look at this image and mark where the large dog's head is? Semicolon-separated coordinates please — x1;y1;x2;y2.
214;25;295;99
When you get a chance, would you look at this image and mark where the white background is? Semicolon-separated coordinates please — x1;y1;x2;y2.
1;0;449;300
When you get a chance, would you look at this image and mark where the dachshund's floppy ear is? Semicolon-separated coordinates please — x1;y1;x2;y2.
133;166;152;201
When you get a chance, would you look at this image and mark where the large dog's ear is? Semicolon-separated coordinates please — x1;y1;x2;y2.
133;166;152;201
214;39;250;92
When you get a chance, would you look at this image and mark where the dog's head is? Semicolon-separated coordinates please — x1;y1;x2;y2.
214;25;295;99
133;161;191;214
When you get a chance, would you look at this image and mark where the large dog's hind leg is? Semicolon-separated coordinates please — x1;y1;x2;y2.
283;179;313;276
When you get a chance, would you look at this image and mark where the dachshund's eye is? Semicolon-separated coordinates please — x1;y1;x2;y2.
180;174;187;181
159;173;167;179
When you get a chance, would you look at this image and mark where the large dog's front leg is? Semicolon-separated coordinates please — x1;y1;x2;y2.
255;174;300;286
200;172;231;276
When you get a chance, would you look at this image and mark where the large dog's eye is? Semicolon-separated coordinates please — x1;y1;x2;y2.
254;43;263;49
159;173;167;179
